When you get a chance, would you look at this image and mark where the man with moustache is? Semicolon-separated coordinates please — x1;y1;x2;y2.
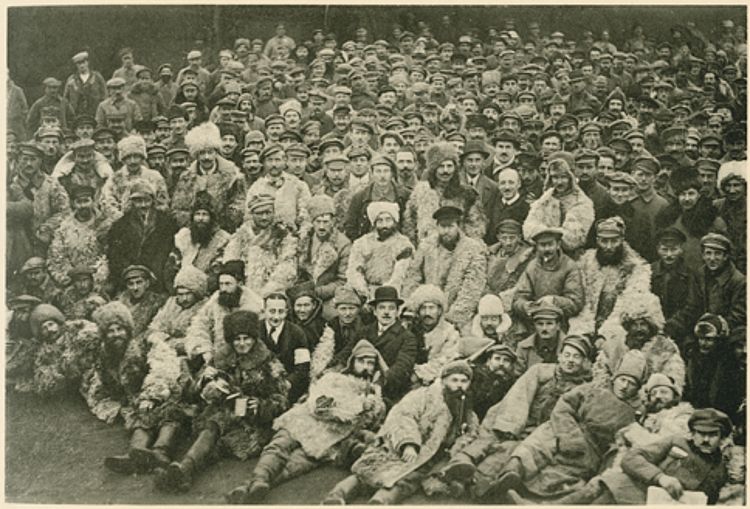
466;343;519;420
486;168;529;246
486;220;535;303
459;141;502;229
403;206;487;329
714;163;746;273
573;148;609;214
47;185;112;287
163;146;190;196
114;265;167;338
346;202;414;300
184;260;263;364
173;191;231;279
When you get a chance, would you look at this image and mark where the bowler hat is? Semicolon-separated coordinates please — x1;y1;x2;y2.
368;286;404;306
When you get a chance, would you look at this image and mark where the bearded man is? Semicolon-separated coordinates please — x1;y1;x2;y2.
173;191;230;278
569;216;653;336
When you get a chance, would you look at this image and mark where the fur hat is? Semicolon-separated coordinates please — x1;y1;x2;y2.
694;313;729;338
92;301;135;334
441;359;473;380
218;260;246;283
117;135;147;159
223;310;260;343
407;284;448;313
129;178;155;199
29;303;65;338
307;194;336;220
192;190;216;217
613;349;649;386
185;122;222;157
173;265;208;299
619;292;666;331
426;141;459;174
645;373;681;398
670;166;702;195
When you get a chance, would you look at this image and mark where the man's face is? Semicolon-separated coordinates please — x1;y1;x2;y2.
374;214;397;239
18;151;43;179
691;429;722;455
333;113;351;132
264;152;286;176
221;135;238;157
657;242;683;266
702;246;729;273
678;188;700;211
265;297;288;328
294;296;316;322
559;123;578;143
325;162;348;186
352;355;377;378
497;171;521;200
612;375;639;400
251;204;274;230
175;287;198;309
699;142;722;159
541;136;561;156
76;59;90;74
626;318;652;348
257;83;273;101
462;152;484;177
632;169;655;194
664;136;685;156
75;124;95;140
534;317;559;340
574;158;597;185
168;153;189;175
232;333;256;355
698;170;718;196
597;235;623;261
549;165;572;194
596;156;614;179
494;141;515;164
480;314;501;338
109;84;124;99
374;301;398;328
131;194;154;216
723;179;745;202
39;136;61;156
313;214;334;240
435;160;456;185
73;275;93;294
105;323;130;352
197;148;216;171
336;303;359;325
535;235;561;264
73;195;94;221
285;154;306;177
443;373;471;393
648;386;677;412
418;302;442;329
486;352;514;377
148;153;166;171
609;182;632;205
559;345;585;375
170;117;187;136
126;275;149;301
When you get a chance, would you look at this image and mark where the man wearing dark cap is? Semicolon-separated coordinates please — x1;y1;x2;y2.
466;343;519;420
27;77;76;134
486;129;519;180
559;406;731;505
573;148;608;213
695;158;722;200
115;264;167;336
128;66;165;122
96;77;142;132
460;140;500;220
403;205;487;328
441;334;593;499
156;64;178;108
56;265;105;319
486;219;535;297
63;51;107;118
631;155;670;234
48;184;112;287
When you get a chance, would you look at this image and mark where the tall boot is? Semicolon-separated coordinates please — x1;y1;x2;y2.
368;485;407;505
156;428;217;493
131;423;180;472
554;480;606;505
321;475;362;505
484;457;525;500
226;446;287;503
104;428;153;474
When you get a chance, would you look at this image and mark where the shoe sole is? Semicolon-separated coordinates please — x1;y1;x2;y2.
225;487;248;504
104;456;136;475
443;462;476;482
487;472;522;499
129;447;155;473
246;484;270;503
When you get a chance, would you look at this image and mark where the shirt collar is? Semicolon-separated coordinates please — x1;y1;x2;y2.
502;193;520;206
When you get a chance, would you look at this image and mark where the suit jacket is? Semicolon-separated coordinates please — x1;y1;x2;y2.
651;258;698;340
460;172;501;221
259;320;310;403
485;195;531;245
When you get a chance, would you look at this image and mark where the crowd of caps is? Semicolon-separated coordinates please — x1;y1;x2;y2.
5;13;747;505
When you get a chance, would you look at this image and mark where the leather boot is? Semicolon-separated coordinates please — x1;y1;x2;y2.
131;423;179;472
440;457;477;483
368;485;406;505
155;428;217;493
321;475;362;505
485;457;525;499
554;480;605;505
104;428;153;474
225;448;283;503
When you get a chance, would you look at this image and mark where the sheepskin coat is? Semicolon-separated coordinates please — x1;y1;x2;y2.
403;180;487;246
223;222;298;297
346;231;414;299
273;371;386;460
522;177;595;256
486;243;535;301
174;226;231;275
568;243;652;336
412;318;461;385
511;252;585;321
134;338;187;428
246;174;311;230
184;287;264;357
403;232;487;328
351;380;479;489
116;290;168;338
297;225;351;316
47;212;112;287
8;170;71;249
100;165;170;218
171;156;246;232
145;295;208;354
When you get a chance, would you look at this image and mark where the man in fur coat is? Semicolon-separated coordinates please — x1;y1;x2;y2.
225;339;388;503
55;266;106;320
485;219;535;305
403;205;487;328
346;202;414;300
173;191;231;280
297;195;351;320
223;194;298;297
246;143;311;231
405;284;462;387
439;335;593;499
322;360;480;504
522;154;595;258
106;178;179;294
568;216;653;335
11;257;63;305
593;292;685;392
464;294;513;346
183;260;263;362
100;135;170;218
171;122;246;232
466;342;519;421
47;184;112;287
115;265;168;337
493;350;648;502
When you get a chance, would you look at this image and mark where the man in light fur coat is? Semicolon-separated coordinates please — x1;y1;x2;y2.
173;191;230;280
223;194;298;297
464;294;513;346
225;339;387;504
297;194;351;320
405;284;462;386
522;153;595;259
568;216;653;336
322;360;480;505
170;122;246;232
246;143;311;231
346;201;414;300
403;205;487;328
592;292;685;393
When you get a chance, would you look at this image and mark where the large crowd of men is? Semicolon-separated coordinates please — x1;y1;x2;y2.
5;13;747;505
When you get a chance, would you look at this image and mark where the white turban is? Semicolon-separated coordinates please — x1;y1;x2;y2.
367;201;400;224
478;294;505;316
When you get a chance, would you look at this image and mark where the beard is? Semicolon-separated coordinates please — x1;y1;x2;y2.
443;386;471;420
218;288;242;308
75;207;93;222
646;398;677;413
439;234;459;250
190;221;214;247
376;226;395;241
596;244;624;266
625;328;652;350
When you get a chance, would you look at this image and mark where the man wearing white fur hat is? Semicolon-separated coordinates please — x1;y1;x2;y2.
171;122;246;232
466;294;513;345
346;201;414;300
101;134;169;217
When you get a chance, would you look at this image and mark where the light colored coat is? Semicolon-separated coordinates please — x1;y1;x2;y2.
100;165;169;218
346;231;414;299
413;319;461;384
47;213;111;287
174;226;230;275
246;174;311;229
